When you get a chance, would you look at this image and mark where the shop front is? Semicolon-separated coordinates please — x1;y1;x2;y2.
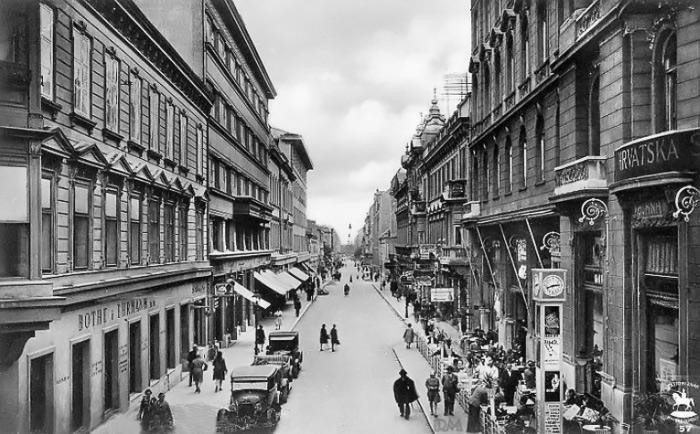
610;128;700;404
16;276;210;433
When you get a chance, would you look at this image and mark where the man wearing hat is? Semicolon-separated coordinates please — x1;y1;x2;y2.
393;369;419;419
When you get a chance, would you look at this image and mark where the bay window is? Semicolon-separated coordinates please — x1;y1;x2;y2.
0;166;29;277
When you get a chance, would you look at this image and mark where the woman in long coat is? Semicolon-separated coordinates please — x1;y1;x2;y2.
403;324;415;349
190;353;207;393
319;324;329;351
212;351;227;392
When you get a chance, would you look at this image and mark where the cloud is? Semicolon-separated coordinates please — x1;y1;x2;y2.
236;0;469;241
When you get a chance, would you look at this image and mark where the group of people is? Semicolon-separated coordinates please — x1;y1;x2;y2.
319;323;340;351
186;344;229;394
137;389;173;433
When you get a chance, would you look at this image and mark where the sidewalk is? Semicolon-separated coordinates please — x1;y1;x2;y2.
93;280;326;434
374;284;470;434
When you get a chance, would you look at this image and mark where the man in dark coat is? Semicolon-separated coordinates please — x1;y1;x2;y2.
255;325;266;355
294;297;302;317
393;369;419;419
330;324;340;352
186;345;198;386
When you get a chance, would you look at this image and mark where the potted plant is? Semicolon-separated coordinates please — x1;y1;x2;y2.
633;392;675;434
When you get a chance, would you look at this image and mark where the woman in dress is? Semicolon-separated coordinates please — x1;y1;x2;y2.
330;324;340;352
319;324;329;351
212;351;227;392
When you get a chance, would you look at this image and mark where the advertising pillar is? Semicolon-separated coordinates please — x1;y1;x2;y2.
532;268;567;434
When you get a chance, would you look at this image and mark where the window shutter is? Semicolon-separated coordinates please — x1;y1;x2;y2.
40;5;54;99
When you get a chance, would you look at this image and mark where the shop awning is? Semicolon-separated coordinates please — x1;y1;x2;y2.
254;271;289;296
278;271;302;289
299;262;315;275
288;267;310;282
232;282;271;310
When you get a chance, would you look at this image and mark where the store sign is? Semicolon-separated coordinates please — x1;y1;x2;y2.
430;287;454;302
419;244;437;260
77;297;156;331
614;129;699;183
532;269;567;302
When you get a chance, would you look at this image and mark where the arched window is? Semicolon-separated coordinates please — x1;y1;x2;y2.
654;30;677;132
536;116;545;181
519;127;527;187
520;14;530;81
506;135;513;192
588;74;600;156
506;34;514;94
494;50;502;104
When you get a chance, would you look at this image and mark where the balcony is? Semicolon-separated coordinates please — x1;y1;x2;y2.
232;196;273;222
443;179;468;202
410;201;426;215
461;200;481;222
439;246;469;266
551;156;608;203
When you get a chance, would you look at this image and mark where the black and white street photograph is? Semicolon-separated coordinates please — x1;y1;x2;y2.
1;0;699;433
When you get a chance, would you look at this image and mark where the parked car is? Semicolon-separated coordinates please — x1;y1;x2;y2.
266;331;303;378
252;354;293;403
215;365;282;432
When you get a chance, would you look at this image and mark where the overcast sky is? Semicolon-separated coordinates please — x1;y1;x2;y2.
237;1;470;243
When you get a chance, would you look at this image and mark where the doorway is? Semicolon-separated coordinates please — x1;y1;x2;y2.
103;329;119;412
149;314;160;381
166;309;176;370
129;321;142;394
180;304;190;365
30;353;54;434
71;340;90;431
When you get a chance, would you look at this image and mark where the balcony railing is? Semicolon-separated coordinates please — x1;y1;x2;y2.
461;200;481;221
552;155;607;199
439;246;469;266
443;179;468;202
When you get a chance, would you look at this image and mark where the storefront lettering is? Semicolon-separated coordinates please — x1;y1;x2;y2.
77;297;156;331
632;200;668;220
55;375;70;385
617;139;679;172
614;129;698;183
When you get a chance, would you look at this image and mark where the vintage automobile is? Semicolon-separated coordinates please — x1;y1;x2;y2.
252;354;293;403
215;365;282;432
266;331;303;378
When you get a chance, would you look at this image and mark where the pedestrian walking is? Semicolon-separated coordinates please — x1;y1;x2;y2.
403;324;415;349
207;341;217;361
441;366;459;416
212;351;227;392
190;352;207;393
319;324;329;351
255;324;266;355
393;369;419;420
425;372;441;416
155;392;174;432
330;324;340;352
186;345;198;386
137;388;153;426
294;297;302;317
274;309;283;330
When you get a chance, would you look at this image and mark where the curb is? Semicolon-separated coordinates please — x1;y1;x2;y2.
372;283;410;325
289;279;332;331
391;347;436;434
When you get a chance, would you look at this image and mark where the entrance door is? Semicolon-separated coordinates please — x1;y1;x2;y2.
180;304;190;364
129;321;141;394
30;353;54;433
71;340;90;430
149;314;160;381
103;329;119;411
166;309;176;369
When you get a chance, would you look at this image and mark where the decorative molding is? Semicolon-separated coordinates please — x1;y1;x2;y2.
540;231;561;256
578;198;608;226
672;185;700;222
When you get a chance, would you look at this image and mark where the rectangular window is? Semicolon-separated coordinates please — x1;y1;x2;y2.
73;30;91;116
236;116;243;141
179;204;187;261
166;103;174;159
196;125;204;175
105;56;119;131
129;75;142;142
149;89;159;151
130;195;140;265
104;190;118;267
179;113;187;165
40;4;54;100
41;176;53;273
164;203;174;262
0;166;29;277
195;207;204;260
148;198;160;263
73;183;90;269
205;16;214;44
